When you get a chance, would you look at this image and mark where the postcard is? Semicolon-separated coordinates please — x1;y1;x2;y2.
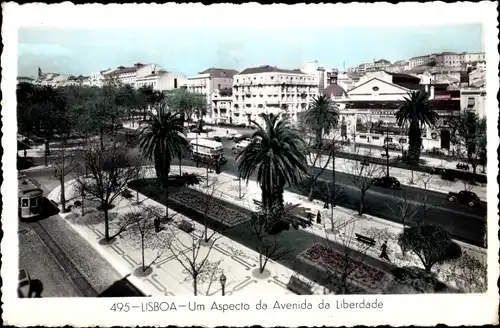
2;2;498;327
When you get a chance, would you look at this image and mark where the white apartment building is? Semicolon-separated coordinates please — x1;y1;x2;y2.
409;55;433;69
103;63;161;88
355;62;375;73
187;68;239;122
433;52;462;68
371;59;391;71
231;65;319;127
461;52;486;63
135;68;187;91
460;87;486;118
386;60;410;73
211;89;233;124
301;60;329;93
89;69;113;87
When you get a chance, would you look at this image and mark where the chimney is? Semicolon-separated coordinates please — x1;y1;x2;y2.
430;85;435;99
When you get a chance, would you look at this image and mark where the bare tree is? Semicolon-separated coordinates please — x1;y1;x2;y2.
75;139;142;241
164;224;222;296
305;133;340;202
326;182;346;233
386;190;420;234
346;149;384;215
444;250;487;293
416;172;439;219
247;205;291;274
194;175;222;243
51;140;79;212
122;205;171;273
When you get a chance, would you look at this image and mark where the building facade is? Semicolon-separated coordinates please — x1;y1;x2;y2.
17;76;35;84
135;69;187;91
211;89;234;124
336;71;460;150
187;68;239;122
231;65;319;126
409;55;433;69
461;52;486;63
460;87;486;118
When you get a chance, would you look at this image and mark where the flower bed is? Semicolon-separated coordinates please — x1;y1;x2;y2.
300;243;390;292
170;191;250;227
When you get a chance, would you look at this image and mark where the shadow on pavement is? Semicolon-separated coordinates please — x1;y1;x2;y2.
98;275;146;297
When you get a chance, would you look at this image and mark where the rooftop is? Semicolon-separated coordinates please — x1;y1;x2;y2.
198;68;239;78
238;65;307;75
323;83;347;98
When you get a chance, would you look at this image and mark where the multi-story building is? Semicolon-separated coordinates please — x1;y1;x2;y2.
187;68;239;122
409;55;433;69
336;71;460;150
89;69;113;87
211;89;233;124
301;60;329;93
460;87;486;118
135;68;187;91
461;52;486;64
386;60;410;73
103;63;161;87
355;62;375;73
433;52;462;68
371;59;391;71
231;65;319;126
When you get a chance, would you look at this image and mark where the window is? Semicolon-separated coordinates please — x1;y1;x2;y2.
467;97;475;108
30;197;37;207
22;198;28;208
372;136;380;140
359;135;367;139
174;78;178;88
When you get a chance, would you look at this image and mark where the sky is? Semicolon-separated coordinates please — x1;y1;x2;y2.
17;24;483;78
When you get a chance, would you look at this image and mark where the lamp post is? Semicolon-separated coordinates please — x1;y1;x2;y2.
385;125;390;177
219;272;227;296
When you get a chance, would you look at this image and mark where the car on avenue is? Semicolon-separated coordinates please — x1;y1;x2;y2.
383;142;402;151
18;269;31;298
373;176;401;189
232;140;251;154
447;190;481;207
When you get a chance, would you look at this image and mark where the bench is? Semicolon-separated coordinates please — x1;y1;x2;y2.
286;276;313;295
177;220;195;233
252;199;262;206
355;233;376;246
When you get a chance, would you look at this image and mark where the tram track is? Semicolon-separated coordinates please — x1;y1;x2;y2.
29;221;99;297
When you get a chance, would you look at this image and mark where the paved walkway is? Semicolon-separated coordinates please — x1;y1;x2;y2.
48;165;486;296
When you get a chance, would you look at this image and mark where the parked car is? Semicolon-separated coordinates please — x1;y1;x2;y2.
18;269;31;298
441;170;456;181
228;133;243;141
380;152;390;158
383;142;402;151
429;147;445;155
211;136;222;142
374;176;401;189
236;123;246;128
447;190;480;207
232;140;251;154
456;162;470;170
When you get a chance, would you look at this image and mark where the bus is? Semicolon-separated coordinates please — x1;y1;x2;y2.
190;138;227;165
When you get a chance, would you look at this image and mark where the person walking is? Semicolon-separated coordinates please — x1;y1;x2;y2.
154;217;161;233
316;210;322;224
307;212;313;224
379;241;390;262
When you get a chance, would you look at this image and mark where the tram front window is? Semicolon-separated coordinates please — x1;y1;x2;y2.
30;198;37;207
22;199;28;208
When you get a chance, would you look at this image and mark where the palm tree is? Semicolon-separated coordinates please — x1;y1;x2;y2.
305;94;339;147
395;90;439;166
139;107;189;214
236;113;308;229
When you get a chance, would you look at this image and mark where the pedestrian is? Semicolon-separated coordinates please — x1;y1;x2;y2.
379;241;390;262
323;200;329;209
316;210;322;224
307;212;313;224
154;217;160;233
24;149;27;158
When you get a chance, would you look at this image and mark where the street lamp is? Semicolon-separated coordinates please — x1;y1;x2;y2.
219;272;227;296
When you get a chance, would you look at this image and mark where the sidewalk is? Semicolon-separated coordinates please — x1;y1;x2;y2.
48;165;486;296
48;179;330;297
155;165;487;291
308;153;487;202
